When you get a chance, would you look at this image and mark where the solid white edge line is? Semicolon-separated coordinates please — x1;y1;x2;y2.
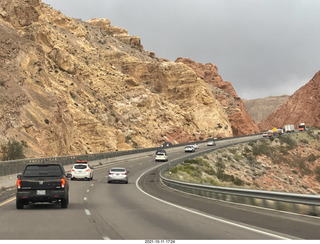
135;165;291;240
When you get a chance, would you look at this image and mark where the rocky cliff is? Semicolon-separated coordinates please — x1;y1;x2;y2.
175;58;260;136
0;0;255;158
259;71;320;130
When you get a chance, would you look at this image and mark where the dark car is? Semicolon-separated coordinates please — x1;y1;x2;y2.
16;164;70;209
155;149;167;155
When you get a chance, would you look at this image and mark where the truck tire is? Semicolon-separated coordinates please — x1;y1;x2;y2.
16;199;24;209
61;198;68;208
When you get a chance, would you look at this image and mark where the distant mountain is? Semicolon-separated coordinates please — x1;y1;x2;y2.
243;95;289;123
259;71;320;130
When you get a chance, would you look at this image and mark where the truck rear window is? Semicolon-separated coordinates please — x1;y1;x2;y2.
24;165;63;177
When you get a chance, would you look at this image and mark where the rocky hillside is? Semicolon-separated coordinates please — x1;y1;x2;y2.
175;58;259;135
167;129;320;194
0;0;258;158
259;71;320;131
243;95;289;123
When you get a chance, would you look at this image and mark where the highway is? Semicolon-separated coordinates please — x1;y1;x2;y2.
0;135;320;240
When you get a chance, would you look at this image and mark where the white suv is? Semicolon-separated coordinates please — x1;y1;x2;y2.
155;152;168;162
71;163;93;181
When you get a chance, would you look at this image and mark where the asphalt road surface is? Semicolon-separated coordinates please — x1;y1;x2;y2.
1;136;320;240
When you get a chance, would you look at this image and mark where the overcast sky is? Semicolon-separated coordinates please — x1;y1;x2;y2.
42;0;320;99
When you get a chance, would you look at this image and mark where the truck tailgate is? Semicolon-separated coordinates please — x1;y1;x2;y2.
20;177;63;190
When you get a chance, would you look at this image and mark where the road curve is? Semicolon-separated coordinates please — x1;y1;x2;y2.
0;136;319;240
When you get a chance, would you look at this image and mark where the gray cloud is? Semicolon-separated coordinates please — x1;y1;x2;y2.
43;0;320;99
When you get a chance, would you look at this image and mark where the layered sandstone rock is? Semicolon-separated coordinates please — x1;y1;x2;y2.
175;58;260;136
259;71;320;130
0;0;235;157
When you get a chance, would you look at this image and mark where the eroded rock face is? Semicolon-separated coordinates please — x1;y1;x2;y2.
0;0;235;157
259;71;320;130
175;58;260;136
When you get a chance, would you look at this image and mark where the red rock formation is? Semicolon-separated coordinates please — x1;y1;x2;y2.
175;58;260;136
259;71;320;130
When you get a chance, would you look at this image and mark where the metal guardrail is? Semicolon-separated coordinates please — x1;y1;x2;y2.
159;163;320;216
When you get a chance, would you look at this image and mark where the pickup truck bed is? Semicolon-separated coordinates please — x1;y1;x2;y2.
16;164;69;209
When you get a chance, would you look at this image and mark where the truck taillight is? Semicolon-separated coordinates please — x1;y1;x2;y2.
17;179;21;189
61;178;66;188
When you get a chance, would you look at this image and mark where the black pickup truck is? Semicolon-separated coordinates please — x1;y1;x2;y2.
16;164;70;209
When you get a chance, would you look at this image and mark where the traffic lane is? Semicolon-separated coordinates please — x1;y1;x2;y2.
139;166;320;240
86;160;282;240
0;178;102;240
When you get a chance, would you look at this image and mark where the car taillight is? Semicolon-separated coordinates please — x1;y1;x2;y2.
17;179;21;189
61;178;66;188
122;173;127;175
86;169;90;172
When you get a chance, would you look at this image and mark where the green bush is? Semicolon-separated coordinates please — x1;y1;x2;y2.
1;140;28;161
252;140;272;156
216;160;226;169
279;135;297;149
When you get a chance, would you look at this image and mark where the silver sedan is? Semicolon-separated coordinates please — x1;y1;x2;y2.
107;167;129;184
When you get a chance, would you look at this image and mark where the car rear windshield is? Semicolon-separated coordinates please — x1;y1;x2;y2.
23;165;63;177
74;165;87;169
110;168;126;172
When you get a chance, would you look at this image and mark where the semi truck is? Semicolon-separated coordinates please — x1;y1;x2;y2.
284;124;295;133
298;123;306;131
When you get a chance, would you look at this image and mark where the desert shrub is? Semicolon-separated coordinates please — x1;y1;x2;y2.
204;167;215;175
200;177;220;186
228;148;238;155
307;154;317;162
233;177;244;186
185;158;209;167
296;158;312;175
307;129;320;140
300;139;309;144
1;140;28;161
216;160;226;169
252;140;272;156
169;164;201;178
279;135;297;149
278;145;289;155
